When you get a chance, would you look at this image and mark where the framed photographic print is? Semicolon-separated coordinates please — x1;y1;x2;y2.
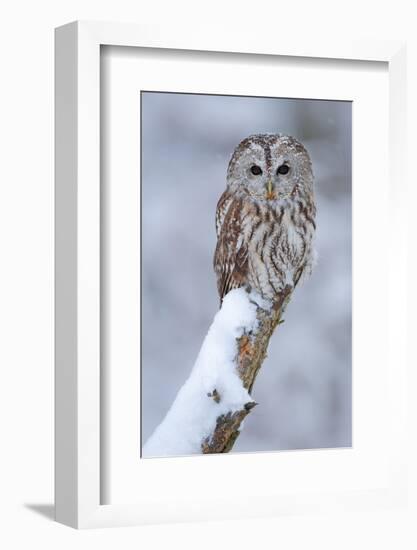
55;21;408;528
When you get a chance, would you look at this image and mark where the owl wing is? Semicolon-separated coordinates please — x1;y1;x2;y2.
213;191;249;303
215;189;234;238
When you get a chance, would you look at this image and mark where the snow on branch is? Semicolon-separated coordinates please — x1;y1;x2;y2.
143;285;292;457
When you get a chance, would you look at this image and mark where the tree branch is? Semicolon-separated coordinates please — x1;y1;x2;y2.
201;285;292;453
143;286;293;458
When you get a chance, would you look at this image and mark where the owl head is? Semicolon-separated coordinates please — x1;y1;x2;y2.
226;134;313;202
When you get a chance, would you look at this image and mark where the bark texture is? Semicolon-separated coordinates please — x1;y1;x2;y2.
201;285;293;453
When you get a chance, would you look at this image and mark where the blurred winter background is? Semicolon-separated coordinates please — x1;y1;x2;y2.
141;91;352;455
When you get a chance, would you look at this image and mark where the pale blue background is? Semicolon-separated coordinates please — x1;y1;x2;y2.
141;92;352;453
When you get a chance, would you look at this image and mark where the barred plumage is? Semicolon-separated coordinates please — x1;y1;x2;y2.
214;134;316;303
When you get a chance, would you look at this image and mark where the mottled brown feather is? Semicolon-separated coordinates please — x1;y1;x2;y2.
213;192;248;302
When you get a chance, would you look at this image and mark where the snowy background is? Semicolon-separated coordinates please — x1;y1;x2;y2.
141;91;352;455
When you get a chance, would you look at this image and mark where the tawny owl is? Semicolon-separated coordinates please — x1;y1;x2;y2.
214;134;316;303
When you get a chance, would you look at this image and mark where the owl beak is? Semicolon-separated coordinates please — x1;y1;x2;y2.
266;180;276;200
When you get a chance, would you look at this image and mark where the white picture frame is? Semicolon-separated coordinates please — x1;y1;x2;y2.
55;21;407;529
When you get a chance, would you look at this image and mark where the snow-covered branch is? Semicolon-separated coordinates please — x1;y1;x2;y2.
143;286;292;457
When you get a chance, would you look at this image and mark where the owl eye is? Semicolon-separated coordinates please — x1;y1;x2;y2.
277;164;290;175
250;165;262;176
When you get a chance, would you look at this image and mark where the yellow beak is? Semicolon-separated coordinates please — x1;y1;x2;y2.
266;180;275;200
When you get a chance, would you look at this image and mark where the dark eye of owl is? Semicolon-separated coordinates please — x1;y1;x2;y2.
277;164;290;175
250;165;262;176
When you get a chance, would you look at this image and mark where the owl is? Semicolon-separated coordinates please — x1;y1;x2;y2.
213;134;316;303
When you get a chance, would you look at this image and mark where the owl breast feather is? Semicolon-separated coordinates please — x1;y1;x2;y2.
214;191;315;303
